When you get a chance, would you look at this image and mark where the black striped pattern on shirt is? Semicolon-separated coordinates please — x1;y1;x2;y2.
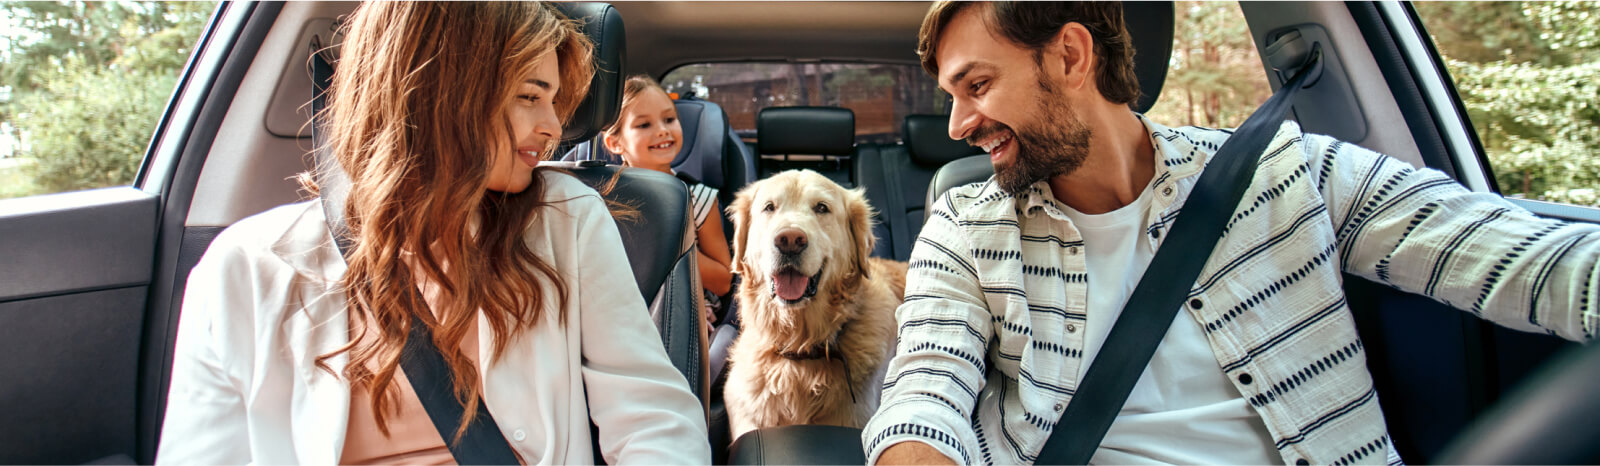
1248;339;1365;407
1203;242;1339;333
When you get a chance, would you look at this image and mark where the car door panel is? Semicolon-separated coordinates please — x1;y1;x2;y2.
0;187;159;463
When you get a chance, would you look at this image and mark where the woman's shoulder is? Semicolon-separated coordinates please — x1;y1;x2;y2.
208;201;327;259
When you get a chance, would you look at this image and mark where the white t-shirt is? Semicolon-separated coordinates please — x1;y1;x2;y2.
1059;183;1281;465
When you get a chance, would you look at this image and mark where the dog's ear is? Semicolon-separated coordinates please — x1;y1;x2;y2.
846;186;876;280
728;184;756;277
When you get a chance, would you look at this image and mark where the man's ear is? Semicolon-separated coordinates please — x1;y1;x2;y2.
1049;22;1097;91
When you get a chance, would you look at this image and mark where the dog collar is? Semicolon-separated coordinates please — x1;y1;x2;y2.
774;337;858;404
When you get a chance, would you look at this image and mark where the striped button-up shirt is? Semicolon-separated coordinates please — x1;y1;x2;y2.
862;116;1599;465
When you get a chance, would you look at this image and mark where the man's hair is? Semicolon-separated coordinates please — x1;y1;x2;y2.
918;1;1140;106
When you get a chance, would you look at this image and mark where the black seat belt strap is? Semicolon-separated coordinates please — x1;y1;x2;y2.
1034;44;1323;465
309;39;521;465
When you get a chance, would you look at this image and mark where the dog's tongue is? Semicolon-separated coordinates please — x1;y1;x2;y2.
773;270;809;301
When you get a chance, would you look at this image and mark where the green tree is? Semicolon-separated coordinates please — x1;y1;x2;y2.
1416;1;1600;206
1;1;213;198
1146;2;1270;129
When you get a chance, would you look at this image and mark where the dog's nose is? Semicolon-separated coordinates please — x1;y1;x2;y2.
775;228;808;255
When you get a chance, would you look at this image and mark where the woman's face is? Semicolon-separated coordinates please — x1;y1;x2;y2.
486;57;562;193
604;87;682;172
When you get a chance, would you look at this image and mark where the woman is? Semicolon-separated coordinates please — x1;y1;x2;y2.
155;2;709;464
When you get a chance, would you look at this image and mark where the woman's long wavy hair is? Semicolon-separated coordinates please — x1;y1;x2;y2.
310;1;593;441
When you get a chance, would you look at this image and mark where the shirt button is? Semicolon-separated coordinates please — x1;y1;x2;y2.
1150;229;1161;240
1189;298;1204;310
513;429;527;441
1068;246;1080;255
1295;459;1310;466
1162;186;1174;197
1066;324;1078;333
1238;373;1254;385
1054;403;1064;412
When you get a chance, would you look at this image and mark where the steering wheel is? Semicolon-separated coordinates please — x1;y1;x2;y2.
1436;341;1600;463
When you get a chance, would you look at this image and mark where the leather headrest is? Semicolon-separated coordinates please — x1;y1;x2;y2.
904;114;981;167
554;3;626;142
757;107;855;156
1127;1;1174;113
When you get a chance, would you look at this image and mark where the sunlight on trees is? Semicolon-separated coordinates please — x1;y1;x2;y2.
0;1;214;199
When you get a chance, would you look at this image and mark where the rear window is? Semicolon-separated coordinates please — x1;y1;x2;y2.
661;62;948;145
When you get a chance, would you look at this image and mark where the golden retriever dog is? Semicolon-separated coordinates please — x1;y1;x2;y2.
723;169;908;440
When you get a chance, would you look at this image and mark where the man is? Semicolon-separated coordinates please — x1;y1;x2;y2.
863;2;1599;465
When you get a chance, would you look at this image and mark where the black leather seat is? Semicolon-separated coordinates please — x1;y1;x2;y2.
549;3;707;409
856;114;982;260
756;106;857;186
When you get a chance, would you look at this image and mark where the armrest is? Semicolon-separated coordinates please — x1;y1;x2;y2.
727;425;866;465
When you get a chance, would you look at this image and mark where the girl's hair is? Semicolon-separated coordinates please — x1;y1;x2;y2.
601;74;671;143
310;1;593;441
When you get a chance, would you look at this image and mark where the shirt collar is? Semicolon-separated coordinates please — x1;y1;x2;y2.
1017;113;1197;219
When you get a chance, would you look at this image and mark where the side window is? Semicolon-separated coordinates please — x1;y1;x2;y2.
660;63;947;145
1413;2;1600;207
1144;1;1271;129
0;2;214;200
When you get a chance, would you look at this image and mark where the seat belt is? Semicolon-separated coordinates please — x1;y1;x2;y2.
1034;42;1323;465
309;39;521;465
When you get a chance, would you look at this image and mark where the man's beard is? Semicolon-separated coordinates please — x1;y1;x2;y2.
968;78;1092;196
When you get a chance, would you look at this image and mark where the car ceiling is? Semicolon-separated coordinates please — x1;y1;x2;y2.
611;2;934;76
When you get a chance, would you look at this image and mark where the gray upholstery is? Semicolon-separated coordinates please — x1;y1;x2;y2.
855;114;981;260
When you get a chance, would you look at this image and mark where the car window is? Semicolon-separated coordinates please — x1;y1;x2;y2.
1413;1;1600;208
0;1;214;200
1144;1;1271;130
661;62;947;145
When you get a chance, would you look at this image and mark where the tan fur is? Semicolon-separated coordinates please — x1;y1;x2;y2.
723;170;909;440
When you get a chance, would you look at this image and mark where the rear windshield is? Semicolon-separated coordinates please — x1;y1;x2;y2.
662;62;948;145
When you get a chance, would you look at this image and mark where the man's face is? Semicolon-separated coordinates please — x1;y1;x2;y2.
936;7;1093;195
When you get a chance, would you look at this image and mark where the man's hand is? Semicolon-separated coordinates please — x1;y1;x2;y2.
876;441;959;465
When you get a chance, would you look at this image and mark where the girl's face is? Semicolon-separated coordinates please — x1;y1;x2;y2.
486;57;562;193
604;87;682;172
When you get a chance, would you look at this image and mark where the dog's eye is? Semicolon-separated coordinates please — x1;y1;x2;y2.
763;201;775;213
813;202;830;214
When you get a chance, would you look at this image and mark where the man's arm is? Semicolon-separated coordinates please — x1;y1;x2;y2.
1319;135;1599;341
877;441;961;465
862;193;993;465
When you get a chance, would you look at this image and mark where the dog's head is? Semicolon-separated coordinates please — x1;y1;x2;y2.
729;170;876;308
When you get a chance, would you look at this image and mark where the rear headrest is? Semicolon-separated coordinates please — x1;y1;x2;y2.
757;107;855;156
904;114;982;167
1127;1;1174;113
554;3;626;142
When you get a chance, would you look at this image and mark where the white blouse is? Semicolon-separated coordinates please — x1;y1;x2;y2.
156;171;710;465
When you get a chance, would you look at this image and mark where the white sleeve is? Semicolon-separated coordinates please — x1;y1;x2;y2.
155;241;255;465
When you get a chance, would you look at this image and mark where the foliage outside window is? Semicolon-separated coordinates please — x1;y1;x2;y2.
1143;2;1271;131
1414;1;1600;207
662;63;947;145
1;1;214;200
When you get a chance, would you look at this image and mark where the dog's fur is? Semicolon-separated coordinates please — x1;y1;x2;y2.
723;170;908;440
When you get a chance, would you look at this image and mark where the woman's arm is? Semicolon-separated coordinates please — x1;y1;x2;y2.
155;244;254;464
695;201;733;296
575;195;712;464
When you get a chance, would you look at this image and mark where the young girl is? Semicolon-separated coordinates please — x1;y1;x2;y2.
156;3;709;464
602;75;734;326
